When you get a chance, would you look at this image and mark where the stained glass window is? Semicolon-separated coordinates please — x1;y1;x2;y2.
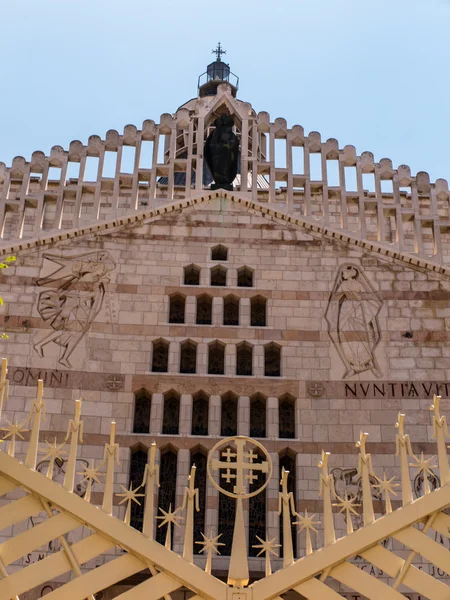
156;450;178;545
196;294;212;325
264;342;281;377
208;341;225;375
279;452;297;557
236;342;253;376
191;451;207;554
192;392;209;436
248;451;266;556
218;446;236;555
152;339;169;373
129;448;148;531
223;295;239;326
250;394;266;438
221;392;238;436
211;245;228;261
237;266;253;287
180;340;197;374
279;394;295;439
133;389;151;434
169;294;185;323
162;392;180;435
211;265;227;286
184;264;200;285
251;296;267;327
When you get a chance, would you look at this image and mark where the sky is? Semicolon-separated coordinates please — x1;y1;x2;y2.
0;0;449;181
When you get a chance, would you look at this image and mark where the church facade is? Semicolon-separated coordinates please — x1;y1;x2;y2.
0;54;449;599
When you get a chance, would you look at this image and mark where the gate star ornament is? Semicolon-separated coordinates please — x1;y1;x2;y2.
252;535;280;576
293;510;320;555
374;472;399;514
77;463;103;502
39;438;67;479
333;493;360;534
196;531;225;574
157;504;183;550
116;484;145;525
411;452;438;495
1;419;27;457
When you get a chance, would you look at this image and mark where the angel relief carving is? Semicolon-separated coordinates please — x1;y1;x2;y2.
325;264;383;379
34;251;116;368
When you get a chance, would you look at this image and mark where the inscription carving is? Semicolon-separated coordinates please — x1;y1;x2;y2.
344;381;450;399
34;251;116;368
325;264;383;379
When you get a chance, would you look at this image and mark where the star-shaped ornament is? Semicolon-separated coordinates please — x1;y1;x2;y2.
157;504;183;550
76;463;103;503
333;493;360;534
196;531;225;574
293;510;320;555
1;419;28;457
252;535;281;576
39;439;66;478
374;473;399;514
410;453;437;495
116;484;145;524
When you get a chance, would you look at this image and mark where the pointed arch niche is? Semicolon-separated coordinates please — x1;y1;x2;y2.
133;389;151;434
190;447;207;555
279;394;296;439
180;340;197;374
162;390;180;435
250;393;266;438
196;293;212;325
221;391;238;437
191;391;209;436
156;446;178;546
129;445;148;531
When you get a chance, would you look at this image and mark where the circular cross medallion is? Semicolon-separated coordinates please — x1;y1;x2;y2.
207;436;272;499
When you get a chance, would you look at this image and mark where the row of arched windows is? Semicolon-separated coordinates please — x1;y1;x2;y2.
133;390;296;439
129;445;297;556
151;339;281;376
183;264;254;287
169;294;267;326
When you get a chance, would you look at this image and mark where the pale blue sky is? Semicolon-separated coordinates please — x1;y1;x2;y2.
1;0;449;181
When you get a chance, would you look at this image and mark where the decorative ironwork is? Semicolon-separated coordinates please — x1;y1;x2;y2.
133;390;151;434
151;339;169;373
180;340;197;374
129;448;148;531
196;294;212;325
251;296;267;327
156;450;178;546
184;264;200;285
211;244;228;261
279;395;295;439
221;393;238;436
248;452;266;556
223;296;239;326
169;294;185;324
162;393;180;435
192;393;209;436
264;343;281;377
210;265;227;286
237;267;253;288
191;451;207;554
208;341;225;375
250;395;266;438
279;453;297;557
236;342;252;376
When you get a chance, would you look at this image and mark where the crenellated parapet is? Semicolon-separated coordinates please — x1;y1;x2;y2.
1;84;449;264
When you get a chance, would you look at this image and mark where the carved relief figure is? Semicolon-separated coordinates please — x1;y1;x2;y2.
34;251;116;367
325;264;383;379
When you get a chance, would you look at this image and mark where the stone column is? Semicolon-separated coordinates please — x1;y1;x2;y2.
209;395;221;437
212;296;223;326
200;266;209;287
180;394;192;436
240;297;250;328
254;345;265;378
238;396;250;436
174;449;190;553
168;341;180;374
197;342;208;376
185;296;196;325
225;343;236;376
150;393;163;435
227;268;237;287
267;397;279;439
267;451;280;545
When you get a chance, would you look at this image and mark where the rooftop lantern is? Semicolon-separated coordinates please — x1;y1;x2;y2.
198;43;239;98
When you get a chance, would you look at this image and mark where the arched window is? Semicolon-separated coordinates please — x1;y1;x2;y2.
211;244;228;261
279;451;297;557
208;340;225;375
184;264;200;285
151;338;169;373
191;450;207;554
279;394;296;439
196;294;212;325
129;447;148;531
221;392;238;436
169;294;185;323
251;295;267;326
156;448;178;546
236;342;253;376
218;445;236;555
223;295;239;326
250;393;266;438
248;451;266;556
133;389;151;434
192;391;209;436
210;265;227;286
264;342;281;377
162;391;180;435
237;266;254;287
180;340;197;374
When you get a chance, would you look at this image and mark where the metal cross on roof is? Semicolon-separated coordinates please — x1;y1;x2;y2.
212;42;226;62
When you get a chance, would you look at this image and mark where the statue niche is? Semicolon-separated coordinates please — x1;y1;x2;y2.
204;114;239;191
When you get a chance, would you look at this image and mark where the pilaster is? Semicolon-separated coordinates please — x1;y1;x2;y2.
197;342;208;375
240;297;250;328
254;345;264;378
185;296;196;325
180;394;193;436
225;343;236;376
212;296;223;326
150;393;163;435
238;396;250;436
168;341;180;374
267;397;279;439
209;395;221;437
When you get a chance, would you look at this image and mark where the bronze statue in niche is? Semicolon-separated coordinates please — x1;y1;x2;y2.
204;114;239;191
